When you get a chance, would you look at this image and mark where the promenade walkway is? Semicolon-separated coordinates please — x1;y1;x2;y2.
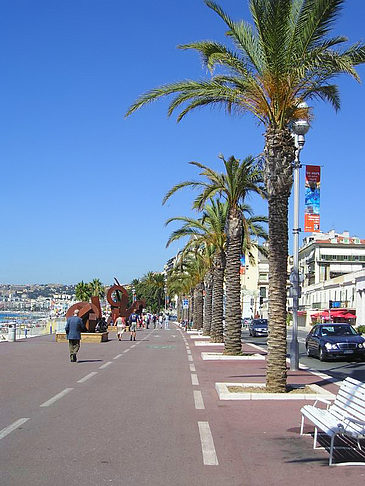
1;325;364;485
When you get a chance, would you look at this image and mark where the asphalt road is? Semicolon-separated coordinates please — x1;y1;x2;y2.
0;327;248;486
241;328;365;382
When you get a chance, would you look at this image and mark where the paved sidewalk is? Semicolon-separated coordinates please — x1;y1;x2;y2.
1;325;365;486
182;327;365;485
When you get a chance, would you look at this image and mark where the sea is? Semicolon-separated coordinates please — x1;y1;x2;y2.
0;311;47;325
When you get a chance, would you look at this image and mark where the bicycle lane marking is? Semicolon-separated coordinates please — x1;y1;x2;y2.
0;418;30;440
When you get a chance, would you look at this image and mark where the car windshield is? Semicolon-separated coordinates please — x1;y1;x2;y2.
253;320;267;327
319;325;357;337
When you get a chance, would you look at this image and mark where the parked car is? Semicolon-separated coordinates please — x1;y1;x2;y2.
241;317;252;329
305;323;365;361
248;319;268;337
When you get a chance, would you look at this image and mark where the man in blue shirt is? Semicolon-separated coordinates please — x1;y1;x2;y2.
128;312;139;341
65;309;84;362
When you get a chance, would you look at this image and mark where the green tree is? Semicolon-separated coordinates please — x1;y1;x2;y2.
166;199;228;341
135;272;165;313
126;0;365;389
89;278;105;299
164;155;264;354
75;281;92;302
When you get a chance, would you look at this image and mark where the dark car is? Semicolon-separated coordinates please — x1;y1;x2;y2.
306;323;365;361
249;319;268;337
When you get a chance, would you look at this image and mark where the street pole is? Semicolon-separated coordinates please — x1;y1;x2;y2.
290;103;310;371
290;135;301;371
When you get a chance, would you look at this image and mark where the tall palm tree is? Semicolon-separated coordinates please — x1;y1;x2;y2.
126;0;364;389
164;155;264;355
166;199;228;341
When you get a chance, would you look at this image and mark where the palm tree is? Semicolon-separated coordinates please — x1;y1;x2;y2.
75;281;91;302
172;249;208;330
138;272;165;312
89;278;105;299
166;199;228;341
126;0;365;389
164;155;264;354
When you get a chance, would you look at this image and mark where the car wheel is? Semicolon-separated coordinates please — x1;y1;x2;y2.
252;331;256;337
306;345;311;357
319;347;326;362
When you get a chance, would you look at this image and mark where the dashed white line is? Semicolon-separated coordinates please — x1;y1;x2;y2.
113;354;123;360
198;422;219;465
40;388;74;407
188;355;193;362
189;363;196;372
0;418;30;440
194;390;205;410
131;344;136;348
187;350;192;355
191;373;199;385
77;372;98;383
99;361;112;369
124;349;130;353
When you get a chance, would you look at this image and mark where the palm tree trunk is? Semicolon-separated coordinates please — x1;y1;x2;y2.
203;271;213;336
210;251;225;343
189;289;194;327
177;296;182;321
193;282;204;330
264;127;295;393
224;210;242;355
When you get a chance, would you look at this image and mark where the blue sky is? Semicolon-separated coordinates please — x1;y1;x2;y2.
1;0;364;285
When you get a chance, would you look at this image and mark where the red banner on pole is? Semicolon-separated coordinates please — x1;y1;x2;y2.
304;165;320;232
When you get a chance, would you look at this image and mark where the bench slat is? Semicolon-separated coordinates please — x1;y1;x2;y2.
333;395;365;422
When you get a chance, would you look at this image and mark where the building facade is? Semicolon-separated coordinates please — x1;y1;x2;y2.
295;231;365;328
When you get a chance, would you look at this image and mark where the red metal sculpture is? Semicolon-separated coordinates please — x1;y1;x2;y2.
66;278;145;332
107;278;145;324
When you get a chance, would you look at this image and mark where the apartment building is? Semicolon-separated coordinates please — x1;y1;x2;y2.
296;230;365;327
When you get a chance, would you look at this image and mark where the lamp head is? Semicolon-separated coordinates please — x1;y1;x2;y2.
292;101;310;136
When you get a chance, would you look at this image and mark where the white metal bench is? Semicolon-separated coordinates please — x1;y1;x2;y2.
300;377;365;466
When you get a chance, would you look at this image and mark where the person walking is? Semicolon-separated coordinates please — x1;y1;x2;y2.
164;314;169;330
65;309;84;362
115;315;126;341
152;314;157;329
158;314;163;329
129;311;139;341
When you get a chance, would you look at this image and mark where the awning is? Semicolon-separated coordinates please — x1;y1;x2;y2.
340;312;356;319
311;309;356;320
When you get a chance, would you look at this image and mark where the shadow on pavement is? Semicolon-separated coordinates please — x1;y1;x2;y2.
77;359;103;363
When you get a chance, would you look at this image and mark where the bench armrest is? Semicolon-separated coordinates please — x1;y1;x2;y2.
342;416;365;428
313;398;332;409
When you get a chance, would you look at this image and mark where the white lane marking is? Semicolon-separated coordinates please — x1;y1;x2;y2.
124;349;130;353
40;388;73;407
194;390;205;410
77;372;98;383
131;344;136;348
198;422;219;465
99;361;112;369
187;350;192;355
190;364;196;372
191;374;199;386
0;418;30;440
113;354;123;360
188;355;193;362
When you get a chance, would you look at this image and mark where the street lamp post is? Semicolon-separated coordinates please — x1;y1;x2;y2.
290;103;310;371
